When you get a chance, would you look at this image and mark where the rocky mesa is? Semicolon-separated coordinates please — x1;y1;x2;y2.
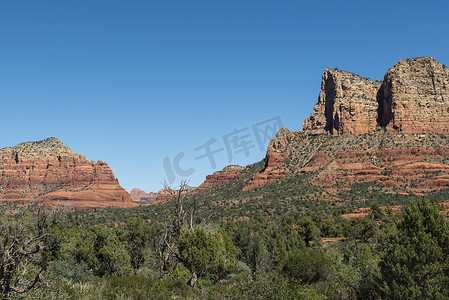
194;56;449;198
0;137;135;209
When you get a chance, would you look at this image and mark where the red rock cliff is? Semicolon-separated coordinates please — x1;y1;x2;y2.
243;128;295;191
304;56;449;135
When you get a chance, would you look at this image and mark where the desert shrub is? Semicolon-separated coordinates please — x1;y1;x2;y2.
233;261;251;274
282;247;333;284
50;260;92;283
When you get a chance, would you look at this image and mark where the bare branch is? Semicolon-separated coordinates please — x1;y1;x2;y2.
0;209;61;298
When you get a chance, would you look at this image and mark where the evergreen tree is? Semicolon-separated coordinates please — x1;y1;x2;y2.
178;227;238;282
379;200;449;299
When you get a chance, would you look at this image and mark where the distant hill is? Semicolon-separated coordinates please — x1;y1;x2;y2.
130;188;159;203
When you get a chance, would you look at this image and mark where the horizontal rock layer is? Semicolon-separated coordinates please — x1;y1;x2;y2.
290;132;449;195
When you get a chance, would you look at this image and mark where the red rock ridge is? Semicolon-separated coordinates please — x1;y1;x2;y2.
193;165;246;194
299;144;449;195
243;128;295;191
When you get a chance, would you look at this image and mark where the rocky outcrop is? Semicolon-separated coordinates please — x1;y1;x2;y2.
304;56;449;135
130;188;159;203
379;57;449;134
0;138;134;209
243;128;294;191
303;69;381;135
264;128;296;168
194;165;245;194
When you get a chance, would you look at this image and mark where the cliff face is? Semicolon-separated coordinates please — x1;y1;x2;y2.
0;138;134;209
303;69;381;135
304;56;449;135
379;57;449;134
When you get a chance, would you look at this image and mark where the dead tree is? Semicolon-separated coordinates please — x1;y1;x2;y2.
0;207;58;298
158;180;200;276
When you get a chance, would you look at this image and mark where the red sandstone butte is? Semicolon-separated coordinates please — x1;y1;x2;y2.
0;137;135;209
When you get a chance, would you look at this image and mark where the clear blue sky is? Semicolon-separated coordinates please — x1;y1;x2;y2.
1;1;448;192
